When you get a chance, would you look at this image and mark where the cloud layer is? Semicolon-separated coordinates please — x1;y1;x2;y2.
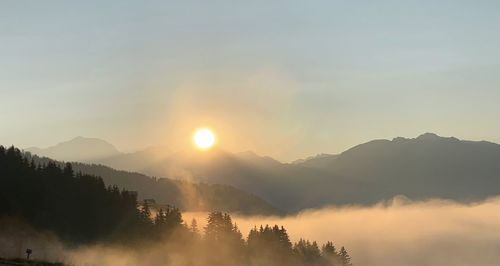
3;196;500;265
186;196;500;266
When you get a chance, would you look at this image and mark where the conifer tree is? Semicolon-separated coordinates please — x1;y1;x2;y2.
190;218;199;234
63;162;73;177
339;246;352;266
155;208;165;225
140;202;151;222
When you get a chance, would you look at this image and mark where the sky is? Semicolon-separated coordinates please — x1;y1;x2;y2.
1;0;500;161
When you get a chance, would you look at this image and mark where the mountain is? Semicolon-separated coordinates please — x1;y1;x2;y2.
27;133;500;212
27;141;321;211
25;153;279;215
294;133;500;201
98;145;172;173
103;133;500;211
26;136;122;162
292;153;339;168
96;148;349;212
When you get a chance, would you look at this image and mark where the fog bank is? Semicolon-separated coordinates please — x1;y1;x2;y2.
3;196;500;265
187;196;500;266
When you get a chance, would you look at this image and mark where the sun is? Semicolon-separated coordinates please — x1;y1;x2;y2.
193;128;216;150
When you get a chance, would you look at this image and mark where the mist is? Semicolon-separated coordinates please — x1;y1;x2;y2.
216;196;500;266
3;196;500;266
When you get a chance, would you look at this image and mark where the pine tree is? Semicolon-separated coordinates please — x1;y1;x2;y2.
155;208;165;225
294;238;322;265
140;202;152;222
190;218;199;235
339;246;352;266
322;241;342;265
278;225;292;250
322;241;336;256
205;211;239;242
63;162;73;177
203;212;245;265
164;205;183;228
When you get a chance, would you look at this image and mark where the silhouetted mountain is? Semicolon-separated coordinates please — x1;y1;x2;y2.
26;137;122;162
26;153;279;215
97;148;342;212
29;133;500;213
294;133;500;202
98;145;172;172
105;133;500;211
292;153;339;168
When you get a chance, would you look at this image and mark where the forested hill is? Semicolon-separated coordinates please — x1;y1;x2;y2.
0;146;144;243
25;152;279;215
0;146;353;266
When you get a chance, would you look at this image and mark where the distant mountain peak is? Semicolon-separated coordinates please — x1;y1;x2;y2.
68;136;112;143
414;132;460;142
234;150;283;165
25;136;122;162
292;153;334;164
391;133;462;143
238;150;259;157
416;132;441;140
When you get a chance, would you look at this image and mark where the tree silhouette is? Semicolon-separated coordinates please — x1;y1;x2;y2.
154;205;182;236
0;146;148;243
322;241;345;265
294;238;323;265
339;246;353;266
0;145;354;265
247;224;294;265
190;218;199;234
204;211;245;265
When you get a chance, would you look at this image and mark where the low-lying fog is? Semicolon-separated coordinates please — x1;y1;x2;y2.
185;196;500;266
3;196;500;266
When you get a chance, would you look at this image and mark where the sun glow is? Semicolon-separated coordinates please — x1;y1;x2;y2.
193;128;216;150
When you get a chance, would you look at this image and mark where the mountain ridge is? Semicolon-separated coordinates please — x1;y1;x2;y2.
25;136;122;162
22;151;280;215
24;133;500;212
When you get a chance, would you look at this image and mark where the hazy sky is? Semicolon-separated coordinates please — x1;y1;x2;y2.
2;1;500;161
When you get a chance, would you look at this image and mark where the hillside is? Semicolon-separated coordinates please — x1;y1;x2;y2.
292;154;339;168
96;133;500;211
0;146;143;244
295;133;500;201
25;137;121;162
26;134;500;212
26;154;279;215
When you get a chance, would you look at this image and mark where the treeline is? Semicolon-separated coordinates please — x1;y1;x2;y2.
137;203;353;266
26;153;280;215
0;146;352;265
0;146;146;243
